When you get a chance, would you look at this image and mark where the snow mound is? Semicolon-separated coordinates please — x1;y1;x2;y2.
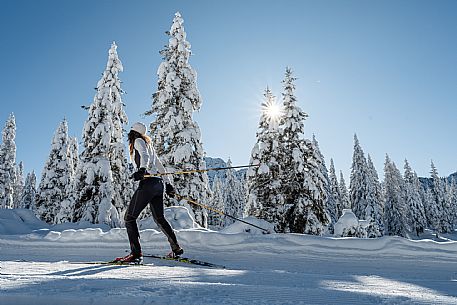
139;206;201;231
220;217;275;234
0;209;49;235
334;209;359;237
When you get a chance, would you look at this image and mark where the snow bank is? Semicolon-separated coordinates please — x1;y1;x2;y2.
0;209;49;235
139;206;201;230
220;217;275;234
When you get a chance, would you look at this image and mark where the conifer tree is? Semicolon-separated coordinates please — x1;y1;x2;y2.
13;161;24;209
223;159;245;226
208;175;225;229
313;136;335;231
68;137;79;174
448;178;457;227
443;179;455;233
404;160;427;236
104;42;133;224
365;154;384;237
329;159;343;222
148;12;211;227
246;87;284;224
339;171;351;210
73;44;123;227
276;68;329;234
289;139;330;234
19;171;36;211
36;120;75;223
0;114;17;209
349;134;369;220
429;161;451;233
383;155;408;237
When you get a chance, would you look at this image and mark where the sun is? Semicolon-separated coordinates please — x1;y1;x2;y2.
261;99;283;124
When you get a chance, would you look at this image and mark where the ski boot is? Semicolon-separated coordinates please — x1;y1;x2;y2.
112;252;143;264
167;247;184;259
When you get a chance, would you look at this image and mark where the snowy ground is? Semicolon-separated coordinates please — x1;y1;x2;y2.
1;209;457;305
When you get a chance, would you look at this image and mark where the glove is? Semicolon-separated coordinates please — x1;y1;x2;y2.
165;183;176;198
132;168;146;181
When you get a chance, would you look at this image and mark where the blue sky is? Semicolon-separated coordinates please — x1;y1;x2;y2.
1;0;456;181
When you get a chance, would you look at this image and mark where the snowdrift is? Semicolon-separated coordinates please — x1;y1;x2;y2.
1;208;456;259
0;209;49;235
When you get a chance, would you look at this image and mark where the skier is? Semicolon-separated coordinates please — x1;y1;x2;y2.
114;122;184;263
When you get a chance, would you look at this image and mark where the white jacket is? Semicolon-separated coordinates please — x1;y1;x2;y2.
134;138;172;184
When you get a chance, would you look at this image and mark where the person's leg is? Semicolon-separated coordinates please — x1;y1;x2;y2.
124;182;150;256
149;180;181;252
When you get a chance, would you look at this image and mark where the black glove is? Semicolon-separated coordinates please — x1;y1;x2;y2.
165;183;176;198
132;167;146;181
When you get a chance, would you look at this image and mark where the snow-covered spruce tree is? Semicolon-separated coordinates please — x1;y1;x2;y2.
208;175;225;229
383;155;408;237
329;159;343;222
339;171;351;210
19;171;36;211
0;114;17;209
349;134;369;220
429;161;452;233
448;178;457;227
73;44;124;227
223;159;245;226
312;135;335;232
102;42;133;224
36;120;75;224
288;139;331;235
148;12;211;227
13;161;24;208
404;160;427;236
276;68;329;234
365;154;384;237
443;179;455;233
68;137;79;175
246;87;284;225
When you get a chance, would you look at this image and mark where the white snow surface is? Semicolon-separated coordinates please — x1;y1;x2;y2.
1;209;457;305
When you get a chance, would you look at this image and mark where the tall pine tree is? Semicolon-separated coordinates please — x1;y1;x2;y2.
349;134;369;220
277;68;329;234
104;42;133;224
19;171;37;211
339;171;351;210
73;44;123;227
365;154;384;237
403;160;426;236
208;175;225;229
329;159;343;223
0;114;17;209
223;159;245;226
383;155;408;237
148;12;211;227
246;87;284;224
36;120;75;223
429;161;451;233
13;161;24;209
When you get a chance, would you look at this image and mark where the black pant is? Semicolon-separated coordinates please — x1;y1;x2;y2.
124;177;180;255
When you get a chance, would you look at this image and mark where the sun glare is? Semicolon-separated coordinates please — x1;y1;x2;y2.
261;100;283;124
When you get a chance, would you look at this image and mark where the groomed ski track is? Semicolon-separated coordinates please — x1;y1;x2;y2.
1;230;457;305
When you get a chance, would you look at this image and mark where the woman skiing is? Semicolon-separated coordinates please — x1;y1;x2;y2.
114;122;183;264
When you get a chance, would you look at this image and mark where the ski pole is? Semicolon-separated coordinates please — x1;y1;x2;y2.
174;194;271;234
144;164;260;178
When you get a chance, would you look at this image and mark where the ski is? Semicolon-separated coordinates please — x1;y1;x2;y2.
67;261;149;266
143;254;226;269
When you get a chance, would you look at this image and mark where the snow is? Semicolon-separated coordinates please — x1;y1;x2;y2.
334;209;359;236
1;208;457;305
